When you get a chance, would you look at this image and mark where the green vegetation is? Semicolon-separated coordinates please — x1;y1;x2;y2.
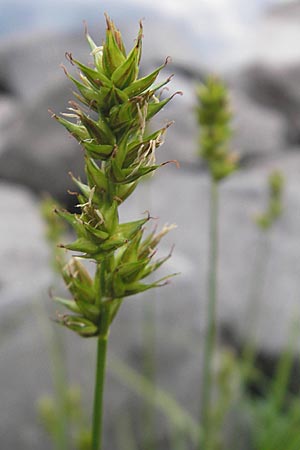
50;14;177;450
35;12;299;450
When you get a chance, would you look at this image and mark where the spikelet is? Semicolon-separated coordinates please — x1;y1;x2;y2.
196;76;238;181
51;15;179;337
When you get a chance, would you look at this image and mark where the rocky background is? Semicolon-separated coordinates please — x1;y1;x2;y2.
1;1;300;449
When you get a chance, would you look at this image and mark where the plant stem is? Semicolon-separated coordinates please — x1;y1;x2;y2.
142;297;157;449
92;335;108;450
51;328;69;450
109;354;200;443
34;296;69;450
200;178;219;450
242;231;271;379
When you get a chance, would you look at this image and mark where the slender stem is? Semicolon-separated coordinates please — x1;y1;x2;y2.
92;335;108;450
200;178;219;450
242;231;270;379
34;294;69;450
109;355;199;443
51;328;69;450
142;297;157;449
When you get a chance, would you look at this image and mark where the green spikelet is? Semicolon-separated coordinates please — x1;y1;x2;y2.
256;170;284;230
51;15;178;338
196;76;238;181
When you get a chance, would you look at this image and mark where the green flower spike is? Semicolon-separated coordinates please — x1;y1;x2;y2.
196;76;238;182
51;15;179;339
196;75;238;450
256;170;284;230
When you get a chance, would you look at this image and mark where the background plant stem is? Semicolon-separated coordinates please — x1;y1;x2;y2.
140;180;157;450
34;296;69;450
142;296;157;449
92;336;108;450
51;329;69;450
109;355;199;443
200;178;219;450
242;231;271;378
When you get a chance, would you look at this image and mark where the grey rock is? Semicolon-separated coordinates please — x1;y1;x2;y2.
233;63;300;145
152;77;287;168
0;182;52;450
0;18;289;200
229;1;300;146
0;22;202;200
250;1;300;67
0;18;201;102
0;81;85;202
117;155;300;355
230;89;286;163
0;182;50;313
0;31;88;100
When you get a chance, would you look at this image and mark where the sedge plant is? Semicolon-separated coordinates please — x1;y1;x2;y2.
37;196;70;450
196;76;238;450
242;170;284;381
50;14;179;450
39;196;91;450
242;321;300;450
41;194;195;450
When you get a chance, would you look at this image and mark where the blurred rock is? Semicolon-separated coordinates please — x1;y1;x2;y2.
0;22;202;201
250;0;300;67
228;1;300;147
230;89;286;163
0;182;50;314
0;17;290;201
0;31;87;100
233;63;300;146
0;81;85;203
0;182;52;449
117;154;300;356
153;74;287;168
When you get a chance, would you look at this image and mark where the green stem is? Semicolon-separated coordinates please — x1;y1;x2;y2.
242;231;270;379
34;295;69;450
51;329;69;450
200;178;219;450
92;335;108;450
109;354;200;443
142;297;157;449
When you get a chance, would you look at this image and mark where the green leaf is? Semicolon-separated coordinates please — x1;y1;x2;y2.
53;296;80;313
117;258;149;282
61;315;98;337
64;237;100;254
85;223;109;242
74;108;115;145
117;229;143;265
83;141;114;160
147;93;179;120
85;158;109;192
102;15;126;76
99;235;127;251
76;299;100;322
66;52;110;87
116;181;138;202
70;175;91;200
85;27;103;72
55;209;88;238
117;215;150;240
123;273;176;296
111;40;140;89
52;113;89;142
123;58;170;97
